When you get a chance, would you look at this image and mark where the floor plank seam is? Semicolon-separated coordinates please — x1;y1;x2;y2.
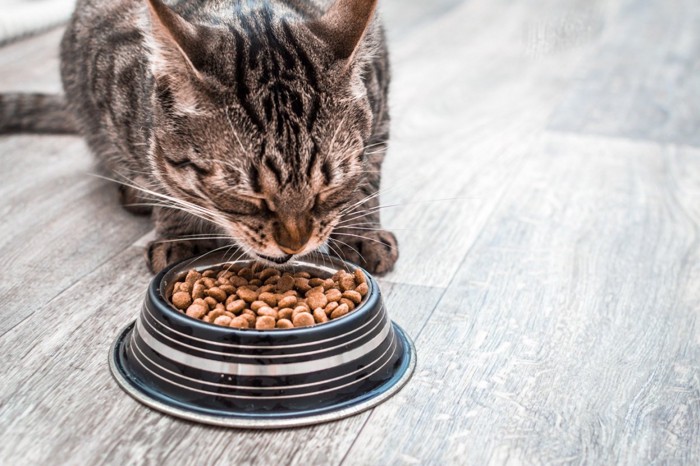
337;412;374;466
546;127;700;150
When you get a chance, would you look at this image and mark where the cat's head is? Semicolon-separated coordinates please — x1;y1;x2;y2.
142;0;380;264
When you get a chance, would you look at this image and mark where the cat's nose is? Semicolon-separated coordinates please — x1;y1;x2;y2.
273;216;313;254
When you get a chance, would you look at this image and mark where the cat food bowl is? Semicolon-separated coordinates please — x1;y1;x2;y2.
109;251;415;429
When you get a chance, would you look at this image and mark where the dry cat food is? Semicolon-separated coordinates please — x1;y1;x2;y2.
168;265;369;329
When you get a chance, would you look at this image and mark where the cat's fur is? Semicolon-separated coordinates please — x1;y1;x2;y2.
0;0;398;274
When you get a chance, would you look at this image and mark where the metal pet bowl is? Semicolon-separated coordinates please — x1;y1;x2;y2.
109;252;415;429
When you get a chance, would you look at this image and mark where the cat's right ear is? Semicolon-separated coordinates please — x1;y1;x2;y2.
144;0;202;80
308;0;378;62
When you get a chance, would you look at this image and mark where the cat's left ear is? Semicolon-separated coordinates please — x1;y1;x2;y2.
308;0;378;62
144;0;203;79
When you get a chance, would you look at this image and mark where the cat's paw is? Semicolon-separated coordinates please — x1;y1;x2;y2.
145;240;201;273
119;185;152;216
331;229;399;275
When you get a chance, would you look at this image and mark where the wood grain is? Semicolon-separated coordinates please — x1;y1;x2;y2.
343;133;700;465
548;0;700;146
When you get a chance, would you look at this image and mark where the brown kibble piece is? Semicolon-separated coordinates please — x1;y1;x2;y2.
251;300;267;312
240;311;257;326
257;307;278;319
276;319;294;329
256;316;276;329
356;282;369;296
202;270;216;278
305;286;325;297
206;287;227;302
277;274;295;292
313;308;329;323
325;289;342;302
264;275;280;285
191;283;205;299
226;299;246;314
339;274;356;291
258;292;278;307
219;284;236;295
202;277;216;289
209;309;225;320
292;312;315;327
259;268;281;280
331;303;350;319
258;284;275;293
237;287;259;303
339;298;356;311
294;271;311;279
172;292;192;310
324;301;339;315
179;282;192;293
230;316;249;328
186;304;207;319
294;277;311;292
292;306;310;319
354;269;366;285
214;315;232;327
306;292;328;310
238;267;254;280
322;278;335;290
278;308;294;320
229;275;248;287
309;278;324;287
342;290;362;305
278;295;297;309
204;296;218;309
185;269;201;286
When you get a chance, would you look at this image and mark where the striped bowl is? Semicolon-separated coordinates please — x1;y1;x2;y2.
109;252;415;428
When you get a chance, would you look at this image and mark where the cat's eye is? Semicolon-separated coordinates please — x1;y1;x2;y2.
166;158;210;175
314;186;342;210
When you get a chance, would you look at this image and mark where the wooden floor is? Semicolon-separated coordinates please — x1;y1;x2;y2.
2;0;700;464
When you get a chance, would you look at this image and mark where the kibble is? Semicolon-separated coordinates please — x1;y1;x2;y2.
168;264;369;329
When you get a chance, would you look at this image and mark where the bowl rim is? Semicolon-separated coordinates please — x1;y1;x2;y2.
148;253;379;337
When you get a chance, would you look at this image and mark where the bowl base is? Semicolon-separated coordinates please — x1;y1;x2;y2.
109;321;416;429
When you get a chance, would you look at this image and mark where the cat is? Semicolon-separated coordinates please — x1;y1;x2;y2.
0;0;399;275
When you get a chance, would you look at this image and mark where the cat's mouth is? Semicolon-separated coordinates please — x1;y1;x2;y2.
256;253;293;265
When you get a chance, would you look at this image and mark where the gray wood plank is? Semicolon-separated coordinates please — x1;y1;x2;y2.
548;0;700;146
342;133;700;465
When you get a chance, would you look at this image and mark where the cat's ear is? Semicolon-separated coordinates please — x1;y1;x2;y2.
308;0;378;61
144;0;202;79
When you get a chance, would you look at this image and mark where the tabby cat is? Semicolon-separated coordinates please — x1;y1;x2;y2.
0;0;398;274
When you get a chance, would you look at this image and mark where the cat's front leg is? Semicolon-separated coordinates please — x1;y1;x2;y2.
145;207;235;273
330;143;399;275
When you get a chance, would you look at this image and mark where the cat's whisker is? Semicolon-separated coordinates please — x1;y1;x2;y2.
153;236;231;244
338;196;475;226
181;244;238;270
333;232;398;251
334;226;414;232
93;173;231;231
329;237;368;266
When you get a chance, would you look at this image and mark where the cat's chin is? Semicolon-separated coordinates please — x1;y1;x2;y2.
255;253;293;265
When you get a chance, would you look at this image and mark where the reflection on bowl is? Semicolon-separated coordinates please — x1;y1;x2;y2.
109;252;415;428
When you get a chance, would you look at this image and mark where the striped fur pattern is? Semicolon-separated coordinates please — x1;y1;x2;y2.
62;0;397;273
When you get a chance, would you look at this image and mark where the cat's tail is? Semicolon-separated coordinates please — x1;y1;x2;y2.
0;92;78;134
